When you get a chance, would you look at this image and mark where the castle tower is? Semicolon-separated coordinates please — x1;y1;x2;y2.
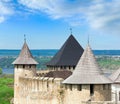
110;68;120;102
63;44;112;103
47;35;84;71
12;41;38;104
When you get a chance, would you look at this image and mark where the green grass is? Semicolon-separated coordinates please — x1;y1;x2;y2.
0;76;14;104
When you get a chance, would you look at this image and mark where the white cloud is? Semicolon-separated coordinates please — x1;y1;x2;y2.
18;0;120;34
0;0;14;23
0;16;5;23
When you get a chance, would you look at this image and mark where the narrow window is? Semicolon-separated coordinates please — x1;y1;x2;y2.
65;85;67;90
73;66;75;69
23;65;25;69
64;66;66;69
90;84;94;96
47;82;49;88
103;84;106;90
119;92;120;101
78;85;82;91
52;79;54;83
69;66;71;70
108;84;111;90
29;65;31;68
69;84;72;91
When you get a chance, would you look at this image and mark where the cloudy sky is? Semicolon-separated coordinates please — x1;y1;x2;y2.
0;0;120;49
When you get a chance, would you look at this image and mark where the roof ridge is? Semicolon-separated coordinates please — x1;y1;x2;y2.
114;73;120;82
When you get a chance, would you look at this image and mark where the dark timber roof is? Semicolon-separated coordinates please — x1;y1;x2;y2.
47;35;84;66
12;41;38;65
45;70;72;79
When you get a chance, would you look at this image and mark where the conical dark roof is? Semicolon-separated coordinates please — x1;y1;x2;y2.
12;42;38;65
47;35;84;66
63;44;112;84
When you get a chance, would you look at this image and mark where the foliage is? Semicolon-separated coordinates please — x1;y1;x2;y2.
35;56;52;69
0;68;2;74
0;55;120;71
0;56;52;69
0;76;14;104
97;56;120;70
0;56;15;69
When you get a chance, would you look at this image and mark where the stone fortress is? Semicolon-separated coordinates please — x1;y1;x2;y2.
12;34;120;104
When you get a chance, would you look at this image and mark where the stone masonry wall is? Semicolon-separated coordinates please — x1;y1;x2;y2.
18;77;64;104
63;84;111;104
16;77;111;104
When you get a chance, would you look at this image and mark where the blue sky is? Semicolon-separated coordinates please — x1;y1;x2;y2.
0;0;120;50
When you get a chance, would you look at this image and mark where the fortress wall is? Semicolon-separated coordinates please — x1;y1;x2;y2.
94;84;111;101
16;77;111;104
63;84;111;104
18;77;64;104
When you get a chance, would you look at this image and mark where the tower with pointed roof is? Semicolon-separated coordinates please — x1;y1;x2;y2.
63;44;112;103
12;40;38;104
47;35;84;71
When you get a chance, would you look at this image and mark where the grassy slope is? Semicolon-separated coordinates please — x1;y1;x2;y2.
0;76;14;104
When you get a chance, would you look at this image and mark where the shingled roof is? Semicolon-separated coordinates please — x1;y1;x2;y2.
45;70;72;79
109;69;120;83
63;44;112;84
12;41;38;65
47;35;84;66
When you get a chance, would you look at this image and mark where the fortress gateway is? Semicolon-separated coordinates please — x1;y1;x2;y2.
13;35;113;104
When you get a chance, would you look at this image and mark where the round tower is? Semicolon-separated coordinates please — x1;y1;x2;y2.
63;44;112;103
12;40;38;104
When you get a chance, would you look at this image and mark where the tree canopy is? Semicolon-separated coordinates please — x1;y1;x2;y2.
0;68;2;74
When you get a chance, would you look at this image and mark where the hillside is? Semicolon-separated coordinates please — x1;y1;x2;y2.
0;56;120;71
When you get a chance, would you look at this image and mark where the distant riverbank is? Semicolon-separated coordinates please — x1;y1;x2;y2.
1;49;120;74
1;49;120;56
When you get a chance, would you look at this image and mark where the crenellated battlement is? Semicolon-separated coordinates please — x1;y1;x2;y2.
17;76;64;104
19;76;63;92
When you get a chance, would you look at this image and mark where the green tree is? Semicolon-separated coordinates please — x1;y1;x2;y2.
0;68;2;74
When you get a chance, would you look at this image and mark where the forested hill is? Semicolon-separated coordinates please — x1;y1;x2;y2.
0;50;120;71
0;56;52;69
1;55;120;72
